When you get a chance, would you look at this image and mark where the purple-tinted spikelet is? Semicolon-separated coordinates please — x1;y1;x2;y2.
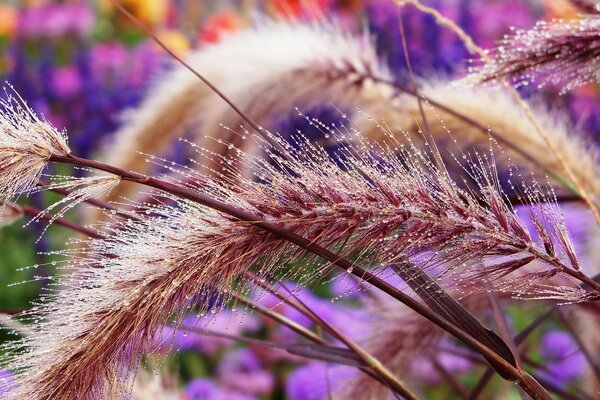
472;15;600;94
0;125;590;398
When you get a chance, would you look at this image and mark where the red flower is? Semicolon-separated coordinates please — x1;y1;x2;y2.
269;0;333;19
199;11;242;44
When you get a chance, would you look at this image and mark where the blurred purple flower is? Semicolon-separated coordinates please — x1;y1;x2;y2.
470;0;535;48
538;331;585;385
19;3;94;38
286;362;355;400
89;42;129;82
410;349;473;384
217;349;274;395
185;378;258;400
51;66;82;98
128;42;164;87
154;310;261;355
185;379;217;399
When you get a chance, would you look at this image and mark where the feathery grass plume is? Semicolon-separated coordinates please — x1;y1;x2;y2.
0;87;70;209
470;15;600;94
357;80;600;204
2;122;593;398
101;19;395;205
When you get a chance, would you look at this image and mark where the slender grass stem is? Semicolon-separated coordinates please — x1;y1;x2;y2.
11;204;104;240
250;275;417;398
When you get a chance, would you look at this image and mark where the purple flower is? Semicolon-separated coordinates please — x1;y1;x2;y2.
19;3;94;38
128;42;164;87
286;363;355;400
65;3;95;37
185;378;258;400
217;349;275;395
538;331;586;385
89;42;128;82
220;370;274;396
411;349;473;384
186;379;218;399
51;66;82;98
155;310;261;355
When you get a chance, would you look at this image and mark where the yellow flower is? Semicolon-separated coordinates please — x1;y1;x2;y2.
101;0;168;26
156;29;190;55
0;5;17;37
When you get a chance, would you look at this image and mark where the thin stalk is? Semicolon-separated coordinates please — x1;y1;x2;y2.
231;292;324;344
48;153;550;399
431;357;470;400
13;204;104;240
487;292;526;400
251;276;417;399
276;283;419;400
558;311;600;381
231;293;399;395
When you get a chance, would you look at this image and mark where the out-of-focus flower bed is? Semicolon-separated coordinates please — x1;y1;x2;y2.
0;1;598;399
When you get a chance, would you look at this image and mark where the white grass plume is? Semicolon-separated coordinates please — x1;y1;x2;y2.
101;19;394;204
100;19;600;218
361;80;600;203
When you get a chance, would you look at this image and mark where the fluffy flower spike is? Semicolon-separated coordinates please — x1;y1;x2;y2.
0;87;70;206
1;118;592;399
471;15;600;94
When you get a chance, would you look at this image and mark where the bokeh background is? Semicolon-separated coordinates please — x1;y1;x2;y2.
0;1;598;399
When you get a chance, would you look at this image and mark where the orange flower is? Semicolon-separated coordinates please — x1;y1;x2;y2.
198;11;242;44
0;5;18;37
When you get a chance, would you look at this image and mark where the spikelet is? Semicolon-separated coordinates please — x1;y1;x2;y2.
470;15;600;94
0;88;70;207
101;19;394;204
2;126;592;398
27;175;120;238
